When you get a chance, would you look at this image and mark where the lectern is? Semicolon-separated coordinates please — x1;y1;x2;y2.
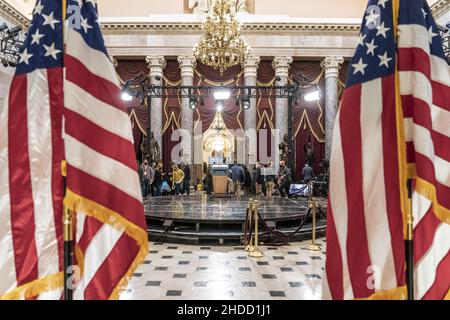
211;164;229;196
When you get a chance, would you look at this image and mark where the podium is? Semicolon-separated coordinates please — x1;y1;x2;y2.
211;165;229;196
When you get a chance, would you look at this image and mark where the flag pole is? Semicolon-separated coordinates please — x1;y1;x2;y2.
406;179;414;300
61;0;74;301
392;0;414;300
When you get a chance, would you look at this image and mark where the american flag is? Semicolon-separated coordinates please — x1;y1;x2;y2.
0;0;147;300
324;0;450;300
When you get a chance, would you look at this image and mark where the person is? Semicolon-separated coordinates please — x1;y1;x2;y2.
304;142;315;166
204;164;213;195
255;161;265;197
153;162;163;196
243;165;252;195
230;161;244;196
302;162;314;184
182;163;191;196
137;160;144;196
265;160;275;199
172;165;185;195
148;161;155;196
278;160;292;198
140;159;151;197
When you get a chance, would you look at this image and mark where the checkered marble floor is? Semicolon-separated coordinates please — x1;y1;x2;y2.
119;239;326;300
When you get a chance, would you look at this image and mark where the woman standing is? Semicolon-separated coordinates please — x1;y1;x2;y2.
172;165;185;196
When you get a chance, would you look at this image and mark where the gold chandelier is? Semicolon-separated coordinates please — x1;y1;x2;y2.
193;0;250;74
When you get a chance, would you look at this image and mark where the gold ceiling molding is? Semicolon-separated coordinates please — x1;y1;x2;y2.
0;0;30;28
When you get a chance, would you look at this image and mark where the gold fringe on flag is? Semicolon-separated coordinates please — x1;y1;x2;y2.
63;189;148;300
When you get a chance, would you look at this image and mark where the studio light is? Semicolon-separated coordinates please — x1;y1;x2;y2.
216;100;224;112
189;95;198;109
7;26;22;38
121;80;133;101
304;88;321;102
214;89;231;100
121;92;133;101
0;23;25;68
242;96;250;110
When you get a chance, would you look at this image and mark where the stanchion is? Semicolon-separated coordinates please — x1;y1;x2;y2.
249;201;264;258
304;195;321;252
244;199;254;252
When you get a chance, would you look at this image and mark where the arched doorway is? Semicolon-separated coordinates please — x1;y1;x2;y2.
202;112;235;164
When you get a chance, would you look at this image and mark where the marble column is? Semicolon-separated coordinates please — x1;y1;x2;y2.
242;56;260;165
177;56;197;164
145;56;166;155
321;56;344;161
272;56;293;144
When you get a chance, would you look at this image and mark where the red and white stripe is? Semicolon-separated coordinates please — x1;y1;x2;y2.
325;20;450;301
0;68;65;299
64;28;146;300
398;23;450;300
324;74;406;300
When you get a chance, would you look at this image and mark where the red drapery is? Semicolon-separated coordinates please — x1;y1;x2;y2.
295;127;325;181
193;62;244;132
115;58;347;168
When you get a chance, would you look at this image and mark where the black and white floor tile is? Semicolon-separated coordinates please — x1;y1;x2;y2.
119;239;326;300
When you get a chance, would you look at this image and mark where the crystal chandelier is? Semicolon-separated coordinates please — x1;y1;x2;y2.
193;0;250;74
212;113;227;133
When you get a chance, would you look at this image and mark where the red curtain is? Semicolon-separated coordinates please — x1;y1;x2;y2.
116;60;148;83
256;60;276;158
295;127;325;181
193;62;244;132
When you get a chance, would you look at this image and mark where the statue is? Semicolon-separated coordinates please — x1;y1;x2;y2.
304;141;315;166
189;0;247;14
279;134;290;162
237;0;247;12
141;132;160;162
188;0;212;14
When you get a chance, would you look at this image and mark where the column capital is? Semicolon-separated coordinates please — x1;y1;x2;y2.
146;56;166;79
109;55;118;68
321;56;344;79
272;56;293;78
177;56;197;78
242;56;261;78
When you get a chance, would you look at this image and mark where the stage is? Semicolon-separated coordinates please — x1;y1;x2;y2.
145;195;327;244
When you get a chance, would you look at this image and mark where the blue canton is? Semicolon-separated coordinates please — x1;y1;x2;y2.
346;0;445;88
67;0;108;56
346;0;396;87
16;0;64;75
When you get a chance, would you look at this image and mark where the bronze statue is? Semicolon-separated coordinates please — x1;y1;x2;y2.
279;134;290;162
304;141;315;166
141;132;160;162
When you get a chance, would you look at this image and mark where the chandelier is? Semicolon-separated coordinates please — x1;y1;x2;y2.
212;113;227;133
193;0;250;74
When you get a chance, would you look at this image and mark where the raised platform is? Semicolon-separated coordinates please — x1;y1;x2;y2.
144;195;327;245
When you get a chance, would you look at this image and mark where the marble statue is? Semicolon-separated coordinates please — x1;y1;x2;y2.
188;0;212;14
189;0;247;14
237;0;247;12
